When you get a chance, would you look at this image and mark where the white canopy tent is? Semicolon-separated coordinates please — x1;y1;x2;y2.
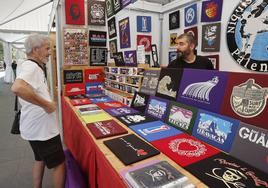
0;0;58;83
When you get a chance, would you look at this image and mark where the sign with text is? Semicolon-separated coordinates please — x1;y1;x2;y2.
63;70;83;84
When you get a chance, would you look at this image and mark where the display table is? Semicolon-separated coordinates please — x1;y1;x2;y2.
61;96;207;188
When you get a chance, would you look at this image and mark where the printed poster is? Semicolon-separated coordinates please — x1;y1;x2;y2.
65;0;85;25
155;68;183;101
108;17;117;39
145;96;170;121
84;68;104;83
117;114;157;127
113;0;122;13
169;10;180;30
230;122;268;174
113;52;125;66
63;70;83;84
130;121;182;142
177;69;229;113
145;55;151;65
201;22;221;52
88;0;106;26
165;101;198;135
106;0;114;18
89;48;107;66
137;16;151;32
192;109;240;153
140;69;160;96
130;92;150;113
184;4;197;27
185;153;268;188
64;28;88;65
105;107;138;116
109;39;118;58
220;72;268;130
85;82;103;94
201;0;223;22
65;83;85;96
136;45;145;64
170;33;177;47
137;35;152;52
86;119;127;139
124;50;137;67
226;0;268;72
152;134;220;167
203;54;219;70
89;30;107;47
119;17;131;49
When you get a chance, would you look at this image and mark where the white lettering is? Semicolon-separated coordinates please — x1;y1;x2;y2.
239;127;250;139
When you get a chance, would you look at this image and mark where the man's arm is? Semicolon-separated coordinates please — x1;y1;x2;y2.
11;79;56;113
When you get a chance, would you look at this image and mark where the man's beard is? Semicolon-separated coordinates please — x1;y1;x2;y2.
177;49;191;59
42;56;49;64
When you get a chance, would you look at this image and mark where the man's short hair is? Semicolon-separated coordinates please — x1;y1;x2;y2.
177;33;197;47
24;34;50;55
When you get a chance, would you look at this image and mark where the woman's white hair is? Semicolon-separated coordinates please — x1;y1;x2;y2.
24;33;50;55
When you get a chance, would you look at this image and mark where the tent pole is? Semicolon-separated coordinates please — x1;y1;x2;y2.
55;1;64;139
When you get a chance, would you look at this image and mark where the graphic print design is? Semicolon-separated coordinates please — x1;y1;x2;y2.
108;17;117;39
182;76;219;102
65;0;85;25
88;0;105;26
147;98;168;120
169;10;180;30
226;0;268;72
201;0;223;22
168;105;193;130
137;16;151;32
196;113;233;144
169;138;207;157
202;23;221;52
184;4;197;27
192;110;239;152
119;17;131;49
137;35;152;52
230;79;268;118
157;75;177;98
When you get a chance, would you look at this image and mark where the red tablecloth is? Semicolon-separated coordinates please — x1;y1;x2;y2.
62;97;126;188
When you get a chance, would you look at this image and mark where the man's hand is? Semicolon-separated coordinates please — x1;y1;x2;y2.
44;101;57;113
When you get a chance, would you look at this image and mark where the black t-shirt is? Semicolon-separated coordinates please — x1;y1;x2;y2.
167;55;214;70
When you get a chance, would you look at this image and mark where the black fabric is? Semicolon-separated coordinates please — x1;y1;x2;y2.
126;161;186;187
116;114;157;127
104;134;160;165
29;135;65;169
185;153;268;188
11;110;21;134
167;55;214;70
130;92;150;113
155;68;183;101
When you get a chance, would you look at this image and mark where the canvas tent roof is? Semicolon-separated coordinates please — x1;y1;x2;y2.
0;0;176;50
0;0;55;50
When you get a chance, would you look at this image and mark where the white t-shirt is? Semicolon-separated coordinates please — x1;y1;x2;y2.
16;60;59;141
